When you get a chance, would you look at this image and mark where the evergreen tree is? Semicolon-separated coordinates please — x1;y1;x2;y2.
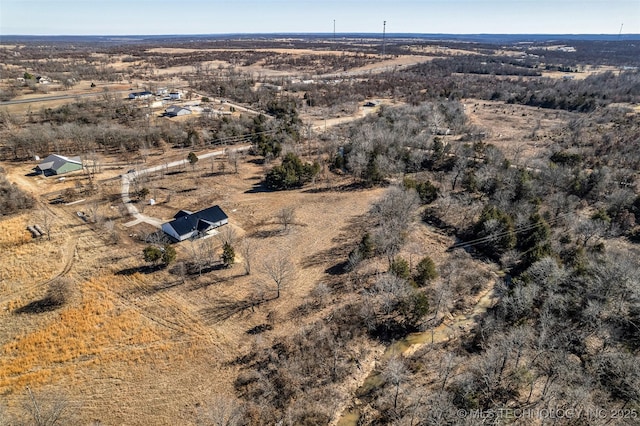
390;257;411;279
143;245;162;265
472;205;517;258
265;153;320;190
221;242;235;267
161;244;176;266
187;152;199;170
414;256;438;286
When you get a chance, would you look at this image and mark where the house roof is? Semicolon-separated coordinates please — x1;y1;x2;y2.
165;206;228;238
164;105;191;116
130;91;152;96
197;205;228;224
36;154;82;173
174;210;193;219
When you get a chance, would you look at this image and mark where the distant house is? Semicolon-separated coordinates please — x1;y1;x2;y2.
163;105;192;117
129;91;153;100
35;154;83;176
161;206;229;242
169;91;181;100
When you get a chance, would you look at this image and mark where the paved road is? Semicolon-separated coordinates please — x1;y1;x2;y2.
121;145;251;228
0;89;132;106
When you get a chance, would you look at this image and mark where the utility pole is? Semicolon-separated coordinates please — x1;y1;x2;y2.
382;20;387;57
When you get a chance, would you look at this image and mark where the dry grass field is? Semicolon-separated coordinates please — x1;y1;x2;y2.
0;146;396;423
463;99;573;161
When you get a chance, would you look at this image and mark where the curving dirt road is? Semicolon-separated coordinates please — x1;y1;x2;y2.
121;146;251;228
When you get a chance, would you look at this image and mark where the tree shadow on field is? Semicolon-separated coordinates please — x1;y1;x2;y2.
301;242;353;270
189;271;245;291
247;228;283;239
201;171;226;178
116;264;163;275
165;170;185;176
200;296;270;324
14;280;70;314
301;212;372;270
178;187;197;194
197;262;229;275
245;181;271;194
133;279;185;296
301;181;376;194
14;296;65;314
246;323;273;335
247;158;265;165
324;261;349;275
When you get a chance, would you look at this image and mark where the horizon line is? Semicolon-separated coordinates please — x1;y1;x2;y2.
2;32;640;37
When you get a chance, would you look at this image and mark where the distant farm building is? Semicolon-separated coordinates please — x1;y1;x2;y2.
161;206;229;242
169;91;181;100
163;105;192;117
35;154;83;176
129;91;153;100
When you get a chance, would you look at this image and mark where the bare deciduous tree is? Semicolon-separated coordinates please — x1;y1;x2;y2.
574;218;608;247
197;394;245;426
103;220;119;244
37;210;54;241
277;206;296;232
188;238;216;276
371;186;419;225
24;387;70;426
239;239;254;275
438;352;460;391
383;356;407;410
227;149;240;174
262;252;295;299
364;273;411;321
217;225;238;247
86;199;101;224
374;218;406;266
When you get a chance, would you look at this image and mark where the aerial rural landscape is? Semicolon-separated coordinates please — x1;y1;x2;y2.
1;9;640;425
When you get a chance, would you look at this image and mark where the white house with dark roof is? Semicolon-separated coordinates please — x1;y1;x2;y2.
129;91;153;100
161;206;228;241
35;154;83;176
163;105;192;117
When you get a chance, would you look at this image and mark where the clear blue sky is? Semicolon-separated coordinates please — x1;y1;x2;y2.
1;0;638;36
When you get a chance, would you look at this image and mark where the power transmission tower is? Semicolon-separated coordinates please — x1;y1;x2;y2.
382;20;387;56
